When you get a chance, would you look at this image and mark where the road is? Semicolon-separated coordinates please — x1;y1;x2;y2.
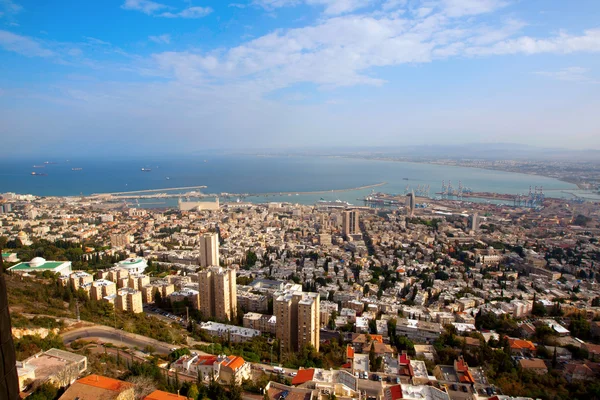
62;326;176;355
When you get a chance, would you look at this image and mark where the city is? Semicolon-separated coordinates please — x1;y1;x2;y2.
1;182;599;399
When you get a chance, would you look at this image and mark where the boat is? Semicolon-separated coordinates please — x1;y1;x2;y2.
403;178;409;181
316;199;352;208
72;168;83;171
141;168;152;172
166;177;170;180
31;172;47;176
43;161;57;164
32;165;45;168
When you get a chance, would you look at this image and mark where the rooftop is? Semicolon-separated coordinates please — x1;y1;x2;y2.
8;258;69;271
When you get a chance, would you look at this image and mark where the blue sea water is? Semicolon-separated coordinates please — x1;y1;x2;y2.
0;155;577;206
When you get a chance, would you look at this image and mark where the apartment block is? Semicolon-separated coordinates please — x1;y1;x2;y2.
199;232;219;267
114;288;143;313
198;266;237;321
90;279;117;301
274;287;320;352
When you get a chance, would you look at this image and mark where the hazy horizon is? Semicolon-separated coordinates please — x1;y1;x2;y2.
1;0;600;156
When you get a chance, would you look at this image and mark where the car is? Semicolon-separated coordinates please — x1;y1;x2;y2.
289;372;297;377
451;384;458;391
394;377;400;384
461;386;468;393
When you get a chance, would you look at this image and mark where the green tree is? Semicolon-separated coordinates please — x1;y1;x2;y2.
188;383;200;400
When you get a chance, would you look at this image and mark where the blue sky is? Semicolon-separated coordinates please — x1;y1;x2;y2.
1;0;599;156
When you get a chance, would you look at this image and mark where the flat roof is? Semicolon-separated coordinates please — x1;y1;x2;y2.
8;260;68;271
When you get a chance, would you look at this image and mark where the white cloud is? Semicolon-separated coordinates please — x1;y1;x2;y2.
149;34;171;44
440;0;508;17
0;0;22;18
160;6;212;18
121;0;167;15
84;36;111;46
535;67;598;83
254;0;372;15
0;30;54;57
122;1;212;18
467;28;600;56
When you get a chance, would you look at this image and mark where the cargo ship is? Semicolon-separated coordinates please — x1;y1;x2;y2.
141;168;152;172
31;172;47;176
316;199;352;208
72;168;83;171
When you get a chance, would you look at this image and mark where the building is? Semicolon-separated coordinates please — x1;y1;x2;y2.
274;287;320;352
59;374;134;400
110;234;134;248
199;233;219;267
140;281;175;304
0;255;19;400
519;358;548;375
407;191;416;216
470;213;479;232
114;288;143;313
8;257;72;276
198;321;260;343
18;348;87;391
395;319;442;343
216;355;251;385
90;279;117;301
198;266;237;321
62;271;93;291
169;289;200;309
237;290;268;313
144;390;191;400
243;312;276;334
115;258;148;274
342;210;359;238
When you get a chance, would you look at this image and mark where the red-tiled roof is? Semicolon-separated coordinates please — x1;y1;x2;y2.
195;355;218;366
76;375;134;392
292;368;315;385
399;354;410;365
508;338;537;351
221;355;245;371
144;390;191;399
387;384;403;400
347;345;354;359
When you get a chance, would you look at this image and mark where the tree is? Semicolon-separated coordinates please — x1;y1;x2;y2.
187;383;200;400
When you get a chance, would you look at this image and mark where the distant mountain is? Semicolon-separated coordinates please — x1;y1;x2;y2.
260;143;600;163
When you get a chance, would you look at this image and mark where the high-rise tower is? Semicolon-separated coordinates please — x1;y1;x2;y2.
198;266;237;321
199;233;219;267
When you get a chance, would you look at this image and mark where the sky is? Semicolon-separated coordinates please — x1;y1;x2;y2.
0;0;599;156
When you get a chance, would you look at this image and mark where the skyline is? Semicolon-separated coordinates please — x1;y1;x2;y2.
1;0;600;156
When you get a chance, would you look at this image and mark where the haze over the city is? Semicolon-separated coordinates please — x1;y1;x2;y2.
1;0;599;156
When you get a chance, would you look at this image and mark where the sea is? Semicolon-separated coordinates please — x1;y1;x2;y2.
0;155;583;208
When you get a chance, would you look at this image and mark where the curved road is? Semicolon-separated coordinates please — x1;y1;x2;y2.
62;326;176;355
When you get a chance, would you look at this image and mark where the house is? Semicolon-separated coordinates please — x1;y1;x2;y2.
464;336;481;350
351;333;383;353
363;341;395;358
519;358;548;375
563;363;596;382
217;355;250;385
59;374;135;400
292;369;316;386
507;338;537;357
583;343;600;359
18;348;87;391
144;390;191;400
